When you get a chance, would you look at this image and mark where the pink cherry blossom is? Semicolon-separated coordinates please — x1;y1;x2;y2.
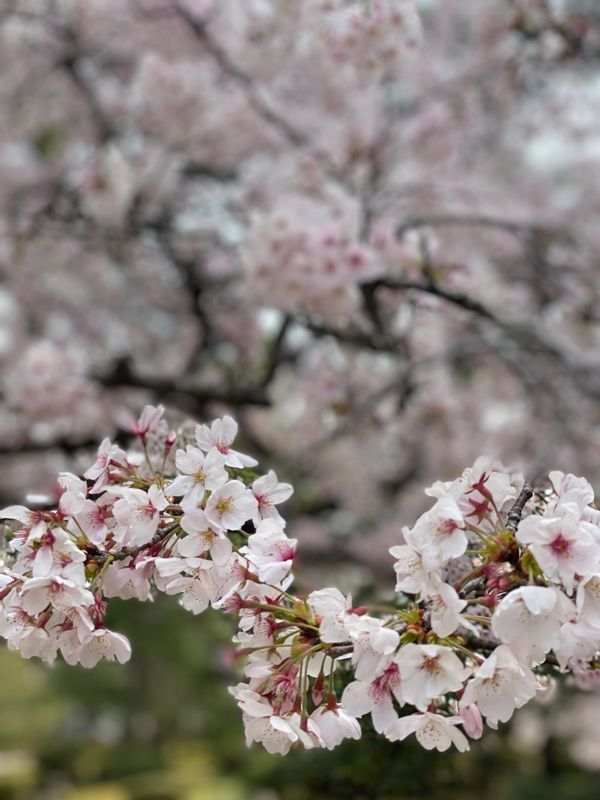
196;416;257;468
251;470;293;524
342;661;405;733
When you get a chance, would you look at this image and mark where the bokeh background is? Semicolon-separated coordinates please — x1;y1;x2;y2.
2;0;600;797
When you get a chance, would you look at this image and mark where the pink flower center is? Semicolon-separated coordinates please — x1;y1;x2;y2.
370;663;400;699
548;533;572;558
276;543;295;562
437;518;458;535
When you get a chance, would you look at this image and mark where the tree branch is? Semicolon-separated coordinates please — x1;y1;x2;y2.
505;483;533;534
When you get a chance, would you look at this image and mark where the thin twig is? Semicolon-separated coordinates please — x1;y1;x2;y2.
505;484;533;534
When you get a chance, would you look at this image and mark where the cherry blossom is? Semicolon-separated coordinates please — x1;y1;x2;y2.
396;644;471;711
460;645;538;726
196;416;258;468
389;535;431;595
407;494;468;570
2;411;600;757
84;439;128;494
576;574;600;629
76;629;132;669
241;520;297;585
342;661;405;733
385;712;470;753
492;586;574;661
110;485;169;547
516;512;600;591
19;577;93;616
251;470;293;524
167;446;228;507
205;481;259;531
307;587;355;643
131;404;165;442
178;507;233;565
310;703;362;749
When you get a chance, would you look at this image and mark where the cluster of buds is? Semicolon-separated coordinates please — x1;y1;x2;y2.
2;410;600;754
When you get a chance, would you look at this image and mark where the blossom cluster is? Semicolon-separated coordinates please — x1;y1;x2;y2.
315;0;422;75
2;409;600;755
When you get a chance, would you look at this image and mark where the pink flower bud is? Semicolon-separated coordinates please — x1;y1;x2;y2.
460;704;483;740
164;430;177;454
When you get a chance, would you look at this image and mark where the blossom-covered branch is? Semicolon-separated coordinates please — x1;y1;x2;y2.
3;407;600;755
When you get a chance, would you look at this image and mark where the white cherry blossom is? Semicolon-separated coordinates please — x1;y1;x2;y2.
307;587;354;643
166;446;228;507
576;574;600;629
389;535;432;595
492;586;574;661
84;438;127;493
179;507;233;565
426;574;466;637
517;512;600;591
407;494;467;570
110;485;168;547
242;520;296;584
396;644;471;711
310;704;362;749
345;615;400;680
342;661;404;733
251;470;293;524
195;415;257;468
76;628;132;668
20;576;93;616
205;481;258;531
460;645;538;726
385;712;469;752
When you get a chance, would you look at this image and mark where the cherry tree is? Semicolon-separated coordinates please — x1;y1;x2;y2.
2;0;600;763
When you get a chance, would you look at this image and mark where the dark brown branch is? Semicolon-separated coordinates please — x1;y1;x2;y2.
257;315;292;391
0;437;108;457
505;483;533;534
58;49;115;143
97;521;181;563
363;276;499;323
395;214;563;241
97;358;271;410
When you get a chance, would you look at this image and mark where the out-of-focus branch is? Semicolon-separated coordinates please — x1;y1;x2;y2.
257;315;292;391
59;55;114;143
57;23;116;143
173;1;309;150
97;358;272;410
365;276;499;322
0;437;103;457
395;213;565;241
360;273;600;405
